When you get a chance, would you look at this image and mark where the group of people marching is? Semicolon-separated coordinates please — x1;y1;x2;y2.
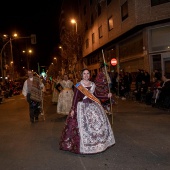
22;63;116;155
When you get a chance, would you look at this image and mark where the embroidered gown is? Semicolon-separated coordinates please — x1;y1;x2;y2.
57;80;74;115
51;81;59;103
59;80;115;154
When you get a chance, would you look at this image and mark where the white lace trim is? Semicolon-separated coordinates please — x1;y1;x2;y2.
77;101;115;154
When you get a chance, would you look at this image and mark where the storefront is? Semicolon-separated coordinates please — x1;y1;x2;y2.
148;23;170;78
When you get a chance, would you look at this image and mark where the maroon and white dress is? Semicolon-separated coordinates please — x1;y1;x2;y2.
59;80;115;154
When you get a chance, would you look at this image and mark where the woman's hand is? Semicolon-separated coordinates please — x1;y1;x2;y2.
108;93;112;98
70;110;74;117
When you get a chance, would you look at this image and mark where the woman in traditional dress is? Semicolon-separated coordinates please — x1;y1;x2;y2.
59;68;115;154
57;74;74;115
51;76;61;104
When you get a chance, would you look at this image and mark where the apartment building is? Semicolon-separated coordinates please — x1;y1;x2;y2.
77;0;170;78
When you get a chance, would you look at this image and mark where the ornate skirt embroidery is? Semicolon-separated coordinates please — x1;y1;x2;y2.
77;101;115;154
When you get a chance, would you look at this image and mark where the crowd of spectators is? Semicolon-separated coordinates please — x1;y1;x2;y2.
109;69;170;110
1;69;169;110
0;80;22;103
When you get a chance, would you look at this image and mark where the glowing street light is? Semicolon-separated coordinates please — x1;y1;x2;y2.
28;50;32;54
22;49;33;70
0;33;18;81
71;19;77;33
59;46;63;51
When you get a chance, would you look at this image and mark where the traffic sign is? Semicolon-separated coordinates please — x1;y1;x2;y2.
110;58;117;66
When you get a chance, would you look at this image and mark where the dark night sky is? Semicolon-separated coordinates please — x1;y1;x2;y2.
0;0;63;71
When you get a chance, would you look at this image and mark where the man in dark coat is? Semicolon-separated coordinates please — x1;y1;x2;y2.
94;63;114;115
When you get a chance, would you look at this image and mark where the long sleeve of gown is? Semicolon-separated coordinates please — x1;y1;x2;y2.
70;87;84;112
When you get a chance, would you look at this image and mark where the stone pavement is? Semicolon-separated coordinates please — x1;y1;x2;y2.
0;93;170;170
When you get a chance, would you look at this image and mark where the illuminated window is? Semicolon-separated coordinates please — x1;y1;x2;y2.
108;16;114;31
98;25;103;38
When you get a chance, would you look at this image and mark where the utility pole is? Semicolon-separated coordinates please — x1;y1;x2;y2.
10;38;14;80
0;35;35;82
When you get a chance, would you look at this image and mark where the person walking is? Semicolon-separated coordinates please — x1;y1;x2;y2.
57;74;74;115
59;68;115;154
22;70;45;123
51;76;61;104
95;63;114;114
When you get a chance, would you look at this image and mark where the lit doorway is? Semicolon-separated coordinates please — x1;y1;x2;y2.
162;55;170;77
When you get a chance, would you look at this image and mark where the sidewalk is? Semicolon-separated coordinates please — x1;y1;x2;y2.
112;94;170;114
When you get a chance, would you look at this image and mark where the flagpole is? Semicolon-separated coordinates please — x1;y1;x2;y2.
37;62;40;75
101;49;113;126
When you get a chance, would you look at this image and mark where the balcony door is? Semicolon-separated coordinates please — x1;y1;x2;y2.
162;52;170;77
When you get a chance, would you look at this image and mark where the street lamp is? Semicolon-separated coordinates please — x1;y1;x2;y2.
23;49;32;70
0;33;18;81
71;19;77;33
59;46;63;51
0;33;35;82
9;38;14;80
59;46;64;57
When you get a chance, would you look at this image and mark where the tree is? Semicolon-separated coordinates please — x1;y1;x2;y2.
47;58;62;79
60;27;84;82
47;64;56;79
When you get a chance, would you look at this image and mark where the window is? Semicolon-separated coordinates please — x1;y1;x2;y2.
92;33;95;44
91;14;94;25
98;25;103;38
151;0;170;6
152;54;161;72
98;4;101;16
87;55;100;65
84;5;86;15
108;16;114;31
107;0;112;5
121;1;128;21
86;39;89;49
90;0;93;5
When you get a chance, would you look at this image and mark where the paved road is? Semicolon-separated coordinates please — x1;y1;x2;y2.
0;93;170;170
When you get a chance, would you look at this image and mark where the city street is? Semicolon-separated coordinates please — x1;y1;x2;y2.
0;93;170;170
